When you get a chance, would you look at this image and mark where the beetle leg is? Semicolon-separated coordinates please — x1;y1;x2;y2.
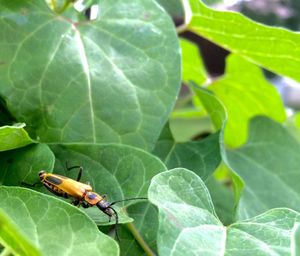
81;201;90;208
65;162;83;182
71;199;80;206
21;181;40;187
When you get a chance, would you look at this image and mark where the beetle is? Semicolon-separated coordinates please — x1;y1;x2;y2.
24;164;147;240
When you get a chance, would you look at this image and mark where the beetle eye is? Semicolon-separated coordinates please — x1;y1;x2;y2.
87;193;97;200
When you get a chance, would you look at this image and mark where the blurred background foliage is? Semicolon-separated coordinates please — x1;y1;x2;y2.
154;0;300;143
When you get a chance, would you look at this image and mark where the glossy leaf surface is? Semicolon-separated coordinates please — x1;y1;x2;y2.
0;0;181;150
0;187;119;256
149;168;300;256
0;123;34;152
187;0;300;82
153;123;221;180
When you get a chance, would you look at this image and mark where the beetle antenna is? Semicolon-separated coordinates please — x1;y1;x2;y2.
110;197;148;206
109;207;120;241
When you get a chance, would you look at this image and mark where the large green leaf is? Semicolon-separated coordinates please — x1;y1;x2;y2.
0;143;55;185
226;116;300;219
0;186;119;256
0;209;40;256
185;0;300;82
51;144;167;202
153;122;221;180
209;54;286;147
149;168;300;256
0;144;55;185
0;0;180;150
0;123;34;152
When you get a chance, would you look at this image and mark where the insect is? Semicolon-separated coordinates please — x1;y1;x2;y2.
24;164;147;240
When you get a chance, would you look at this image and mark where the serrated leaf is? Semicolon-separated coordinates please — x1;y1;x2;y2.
209;54;286;147
0;143;55;185
0;123;34;152
0;209;40;256
0;186;119;256
181;39;207;85
153;122;221;180
0;0;180;150
186;0;300;82
227;116;300;219
149;168;300;256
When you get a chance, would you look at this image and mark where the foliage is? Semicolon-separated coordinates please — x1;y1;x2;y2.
0;0;300;255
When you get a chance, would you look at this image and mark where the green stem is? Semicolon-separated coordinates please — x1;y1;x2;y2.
126;222;155;256
0;248;12;256
58;0;73;14
51;0;57;11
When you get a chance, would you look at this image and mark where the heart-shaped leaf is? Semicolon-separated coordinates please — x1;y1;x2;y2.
0;186;119;256
0;0;180;150
149;168;300;256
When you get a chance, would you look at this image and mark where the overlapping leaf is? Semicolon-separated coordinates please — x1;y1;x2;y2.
0;187;119;256
227;116;300;219
0;143;55;185
181;38;207;85
149;168;300;256
186;0;300;82
209;54;286;147
0;209;40;256
153;122;221;180
0;0;180;150
0;123;34;152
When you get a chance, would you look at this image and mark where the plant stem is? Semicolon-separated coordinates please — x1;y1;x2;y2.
51;0;57;11
126;222;155;256
58;0;73;14
0;248;12;256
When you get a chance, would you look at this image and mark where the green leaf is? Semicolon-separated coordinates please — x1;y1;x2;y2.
51;144;167;202
209;54;286;147
181;39;207;85
155;0;184;18
0;144;55;186
0;209;40;256
0;186;119;256
153;123;221;180
0;123;34;152
186;0;300;82
226;116;300;219
0;0;181;150
119;202;158;256
149;168;300;256
205;176;236;225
